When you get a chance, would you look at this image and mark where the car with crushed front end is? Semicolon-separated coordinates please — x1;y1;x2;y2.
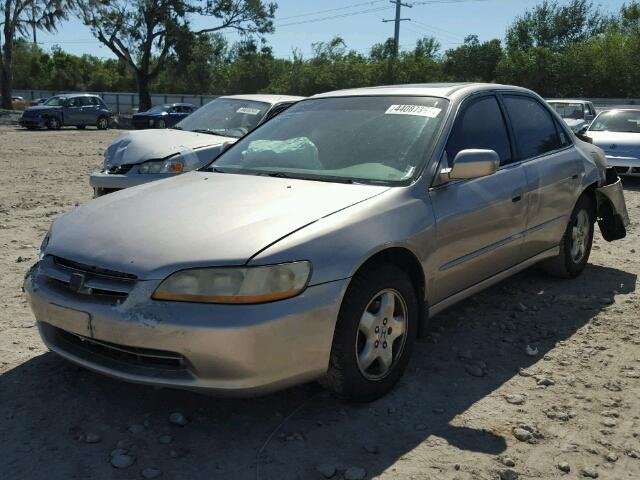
19;93;112;130
587;108;640;177
132;103;198;129
547;99;597;133
90;94;303;196
25;83;629;401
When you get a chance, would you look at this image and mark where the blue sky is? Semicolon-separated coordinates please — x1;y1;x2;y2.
36;0;628;59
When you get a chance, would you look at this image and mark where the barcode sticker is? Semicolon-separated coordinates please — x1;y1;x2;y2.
237;107;261;115
385;105;442;118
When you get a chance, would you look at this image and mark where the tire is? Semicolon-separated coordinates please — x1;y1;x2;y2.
322;263;418;402
541;194;595;278
76;125;86;130
46;117;61;130
96;116;109;130
156;119;166;129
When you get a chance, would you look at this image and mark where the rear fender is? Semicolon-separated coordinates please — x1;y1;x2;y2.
595;167;630;241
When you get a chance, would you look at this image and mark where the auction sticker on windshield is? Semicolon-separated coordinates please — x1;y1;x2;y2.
237;107;261;115
385;105;442;118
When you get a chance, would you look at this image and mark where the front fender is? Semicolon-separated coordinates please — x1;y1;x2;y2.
596;167;630;241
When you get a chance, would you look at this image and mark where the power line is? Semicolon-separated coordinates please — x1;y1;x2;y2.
275;6;393;28
276;1;388;21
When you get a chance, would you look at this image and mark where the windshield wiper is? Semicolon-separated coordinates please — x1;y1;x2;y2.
191;129;224;136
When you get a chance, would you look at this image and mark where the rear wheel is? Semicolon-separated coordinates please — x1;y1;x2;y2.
541;194;595;278
96;116;109;130
46;117;61;130
322;263;418;401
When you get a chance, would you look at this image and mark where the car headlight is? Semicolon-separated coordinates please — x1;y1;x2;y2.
152;261;312;304
138;158;184;174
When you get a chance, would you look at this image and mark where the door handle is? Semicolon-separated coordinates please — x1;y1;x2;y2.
511;190;523;202
571;174;579;179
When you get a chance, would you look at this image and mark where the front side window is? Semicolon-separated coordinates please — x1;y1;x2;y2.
446;95;512;165
176;98;272;138
209;96;449;184
66;97;80;108
589;110;640;133
504;96;562;159
79;97;94;106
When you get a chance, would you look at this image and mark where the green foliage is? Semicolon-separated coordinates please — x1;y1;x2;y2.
8;1;640;100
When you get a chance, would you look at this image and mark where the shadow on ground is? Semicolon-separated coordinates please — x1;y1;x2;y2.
0;264;636;480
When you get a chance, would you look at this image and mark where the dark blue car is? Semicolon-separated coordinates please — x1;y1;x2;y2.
132;103;197;129
19;94;112;130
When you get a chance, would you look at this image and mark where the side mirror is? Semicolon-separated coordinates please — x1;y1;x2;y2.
447;149;500;180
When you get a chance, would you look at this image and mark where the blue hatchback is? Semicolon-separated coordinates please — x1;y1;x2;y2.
132;103;197;129
19;94;112;130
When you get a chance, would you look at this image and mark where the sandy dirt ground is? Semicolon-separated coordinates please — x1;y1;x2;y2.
0;125;639;480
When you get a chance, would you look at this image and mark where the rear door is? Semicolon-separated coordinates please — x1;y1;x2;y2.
79;97;98;124
429;93;529;302
501;94;580;259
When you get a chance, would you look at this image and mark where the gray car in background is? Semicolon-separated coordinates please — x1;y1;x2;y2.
90;94;303;196
547;99;597;133
25;83;629;401
19;93;112;130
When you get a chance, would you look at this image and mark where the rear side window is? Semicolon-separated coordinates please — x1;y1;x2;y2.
67;97;80;107
79;97;93;106
446;95;512;165
503;95;562;159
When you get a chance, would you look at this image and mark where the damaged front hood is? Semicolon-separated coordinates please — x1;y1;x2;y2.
46;172;389;280
589;131;640;159
104;129;236;167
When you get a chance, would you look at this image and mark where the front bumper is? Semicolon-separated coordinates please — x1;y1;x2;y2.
19;117;46;128
24;260;346;395
595;167;630;241
90;171;177;196
605;155;640;176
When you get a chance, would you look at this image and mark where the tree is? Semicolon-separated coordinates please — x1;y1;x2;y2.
77;0;276;111
443;35;503;82
0;0;70;109
505;0;607;52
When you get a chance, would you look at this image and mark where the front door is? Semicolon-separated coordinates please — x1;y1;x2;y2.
429;93;528;303
63;97;83;125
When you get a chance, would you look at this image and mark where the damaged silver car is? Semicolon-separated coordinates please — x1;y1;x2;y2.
25;83;629;401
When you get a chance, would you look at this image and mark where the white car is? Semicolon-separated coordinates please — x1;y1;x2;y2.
588;108;640;177
90;94;303;196
547;99;597;133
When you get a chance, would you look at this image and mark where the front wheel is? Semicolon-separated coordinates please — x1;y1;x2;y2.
322;263;418;401
96;116;109;130
541;194;595;278
46;117;61;130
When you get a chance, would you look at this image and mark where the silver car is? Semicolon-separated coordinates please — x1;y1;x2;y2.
90;94;303;196
588;108;640;177
25;83;629;401
547;99;597;133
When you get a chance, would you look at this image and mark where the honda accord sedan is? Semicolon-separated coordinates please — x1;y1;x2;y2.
25;83;629;401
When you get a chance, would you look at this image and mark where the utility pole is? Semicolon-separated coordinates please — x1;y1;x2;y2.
382;0;412;57
31;3;37;45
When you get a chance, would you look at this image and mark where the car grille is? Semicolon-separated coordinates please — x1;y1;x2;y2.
47;324;186;371
106;164;133;175
40;255;136;300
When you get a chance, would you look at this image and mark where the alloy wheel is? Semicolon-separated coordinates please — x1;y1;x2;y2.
355;289;408;381
570;209;590;263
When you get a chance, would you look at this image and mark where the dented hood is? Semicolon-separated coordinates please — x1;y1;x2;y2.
46;172;389;280
104;129;236;167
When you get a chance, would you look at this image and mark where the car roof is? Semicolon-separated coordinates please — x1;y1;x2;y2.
547;99;591;104
219;94;305;105
309;83;535;100
160;103;197;107
600;108;640;113
53;93;101;99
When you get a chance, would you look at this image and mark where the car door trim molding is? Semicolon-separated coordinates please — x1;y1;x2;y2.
438;231;524;272
430;246;559;317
